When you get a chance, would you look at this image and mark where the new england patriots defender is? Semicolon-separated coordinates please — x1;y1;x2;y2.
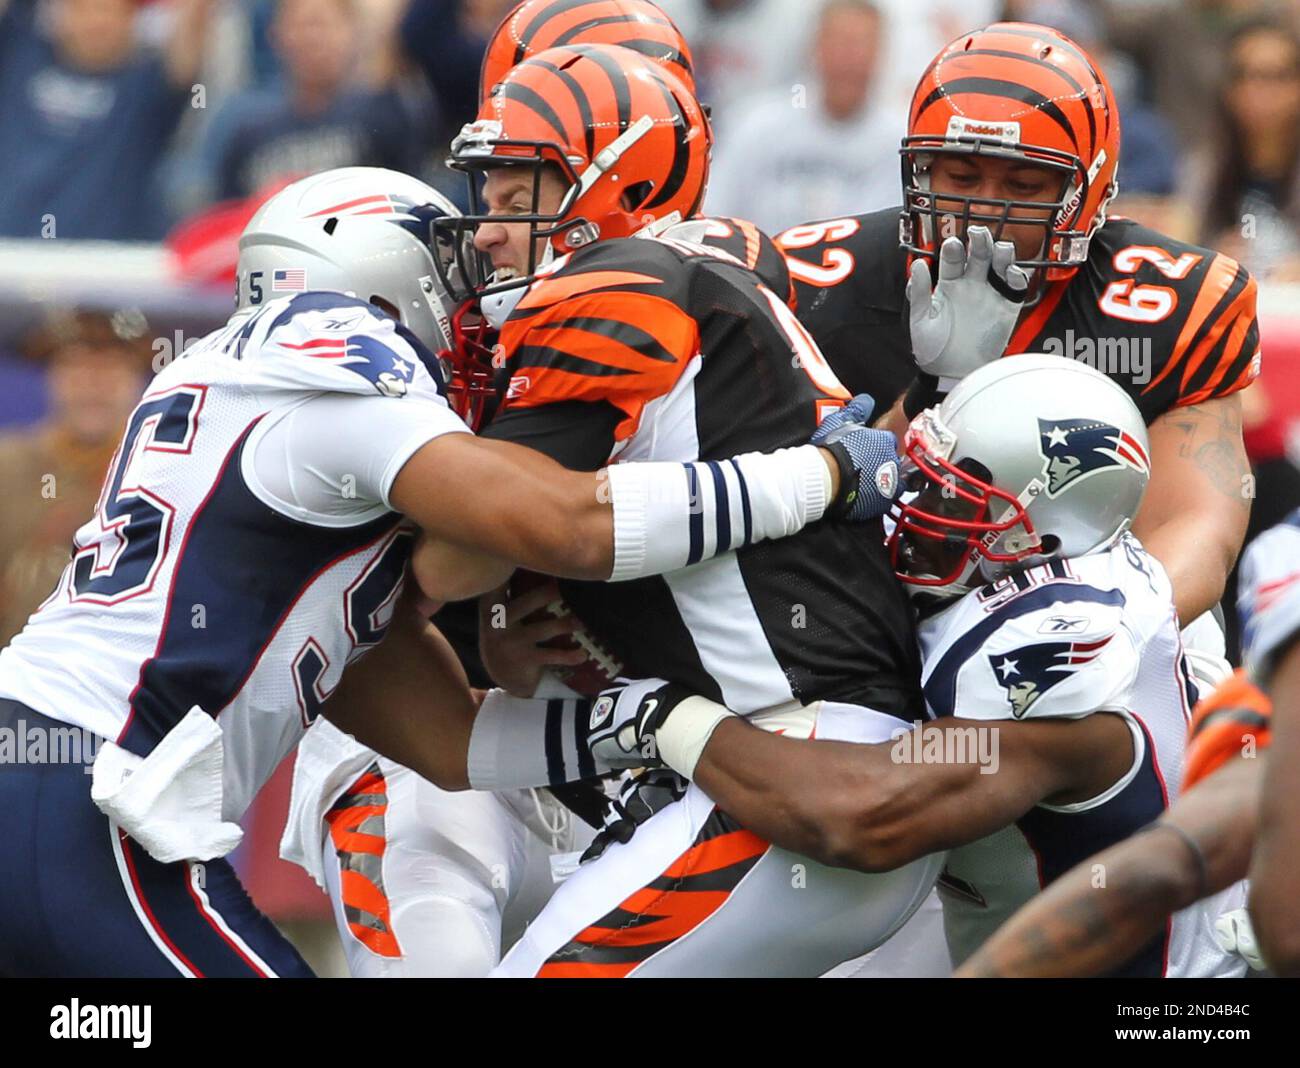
777;22;1258;630
954;511;1300;978
606;356;1247;977
0;166;887;978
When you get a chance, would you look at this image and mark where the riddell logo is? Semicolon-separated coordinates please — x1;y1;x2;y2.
507;375;530;400
946;117;1021;144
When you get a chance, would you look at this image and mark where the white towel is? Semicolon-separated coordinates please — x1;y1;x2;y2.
279;718;376;890
90;707;243;863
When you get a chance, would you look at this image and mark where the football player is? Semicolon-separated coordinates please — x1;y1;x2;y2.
418;42;954;977
0;165;891;978
282;0;820;978
777;22;1258;633
597;356;1246;976
953;508;1300;978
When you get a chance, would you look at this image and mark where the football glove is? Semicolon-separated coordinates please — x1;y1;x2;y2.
579;768;689;863
811;394;902;522
1214;907;1269;972
586;677;691;769
907;225;1029;380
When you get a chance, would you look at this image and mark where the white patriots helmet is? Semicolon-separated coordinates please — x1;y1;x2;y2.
237;167;462;353
889;353;1151;596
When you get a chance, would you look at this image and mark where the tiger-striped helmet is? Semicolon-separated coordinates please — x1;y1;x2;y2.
436;43;710;302
900;22;1121;281
479;0;696;105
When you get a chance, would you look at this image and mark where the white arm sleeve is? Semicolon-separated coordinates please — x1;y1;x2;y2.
467;689;609;790
605;444;832;581
244;392;470;526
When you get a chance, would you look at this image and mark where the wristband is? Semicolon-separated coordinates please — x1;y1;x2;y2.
654;695;738;779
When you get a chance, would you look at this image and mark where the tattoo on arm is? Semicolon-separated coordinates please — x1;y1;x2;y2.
1170;402;1251;503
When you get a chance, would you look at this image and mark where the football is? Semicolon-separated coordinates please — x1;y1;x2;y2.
511;569;624;697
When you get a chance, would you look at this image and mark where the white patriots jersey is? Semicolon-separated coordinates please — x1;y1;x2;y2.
1238;508;1300;688
0;293;466;821
919;535;1243;977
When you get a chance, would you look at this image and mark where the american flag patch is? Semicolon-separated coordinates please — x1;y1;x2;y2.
273;269;307;292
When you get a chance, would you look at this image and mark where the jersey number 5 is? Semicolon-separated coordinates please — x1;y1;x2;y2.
71;386;206;604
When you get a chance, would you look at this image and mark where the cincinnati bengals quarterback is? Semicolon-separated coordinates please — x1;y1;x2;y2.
438;0;794;424
777;21;1258;631
283;1;811;978
423;42;943;977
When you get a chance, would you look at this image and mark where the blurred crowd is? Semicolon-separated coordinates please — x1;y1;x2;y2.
0;0;1298;278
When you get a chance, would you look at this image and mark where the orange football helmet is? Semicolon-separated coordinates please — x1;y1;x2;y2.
479;0;696;105
901;22;1121;280
436;43;710;302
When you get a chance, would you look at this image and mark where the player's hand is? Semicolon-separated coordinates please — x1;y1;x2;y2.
478;580;589;697
812;394;902;521
586;677;679;768
907;225;1029;379
580;768;689;863
1214;907;1269;971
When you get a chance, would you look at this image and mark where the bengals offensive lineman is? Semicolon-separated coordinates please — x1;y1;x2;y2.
777;21;1259;631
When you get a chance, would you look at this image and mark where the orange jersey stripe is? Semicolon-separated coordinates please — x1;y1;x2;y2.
1180;308;1258;407
338;871;402;957
502;290;700;438
1007;276;1070;353
515;269;666;313
326;804;387;856
1178;283;1254;393
660;826;769;878
1141;253;1241;396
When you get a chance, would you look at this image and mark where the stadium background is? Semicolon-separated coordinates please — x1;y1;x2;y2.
1;0;1297;975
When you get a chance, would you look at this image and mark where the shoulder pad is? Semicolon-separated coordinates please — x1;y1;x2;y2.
923;579;1134;721
245;293;443;402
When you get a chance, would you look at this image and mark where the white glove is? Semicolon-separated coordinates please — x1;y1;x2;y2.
586;677;673;769
1213;907;1269;971
907;225;1030;380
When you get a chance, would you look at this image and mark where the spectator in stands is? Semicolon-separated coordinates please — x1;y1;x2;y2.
0;0;216;241
1010;0;1189;238
400;0;518;156
205;0;419;201
1104;0;1271;158
0;309;150;645
1186;17;1300;280
657;0;815;130
704;0;901;232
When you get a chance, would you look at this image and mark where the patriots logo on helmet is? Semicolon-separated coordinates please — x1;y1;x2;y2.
988;634;1113;717
1037;418;1150;497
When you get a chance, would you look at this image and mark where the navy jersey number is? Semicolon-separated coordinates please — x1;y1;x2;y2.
71;386;205;604
293;528;413;725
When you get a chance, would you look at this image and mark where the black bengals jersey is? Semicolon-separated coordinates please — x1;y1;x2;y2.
777;209;1261;425
483;234;922;719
